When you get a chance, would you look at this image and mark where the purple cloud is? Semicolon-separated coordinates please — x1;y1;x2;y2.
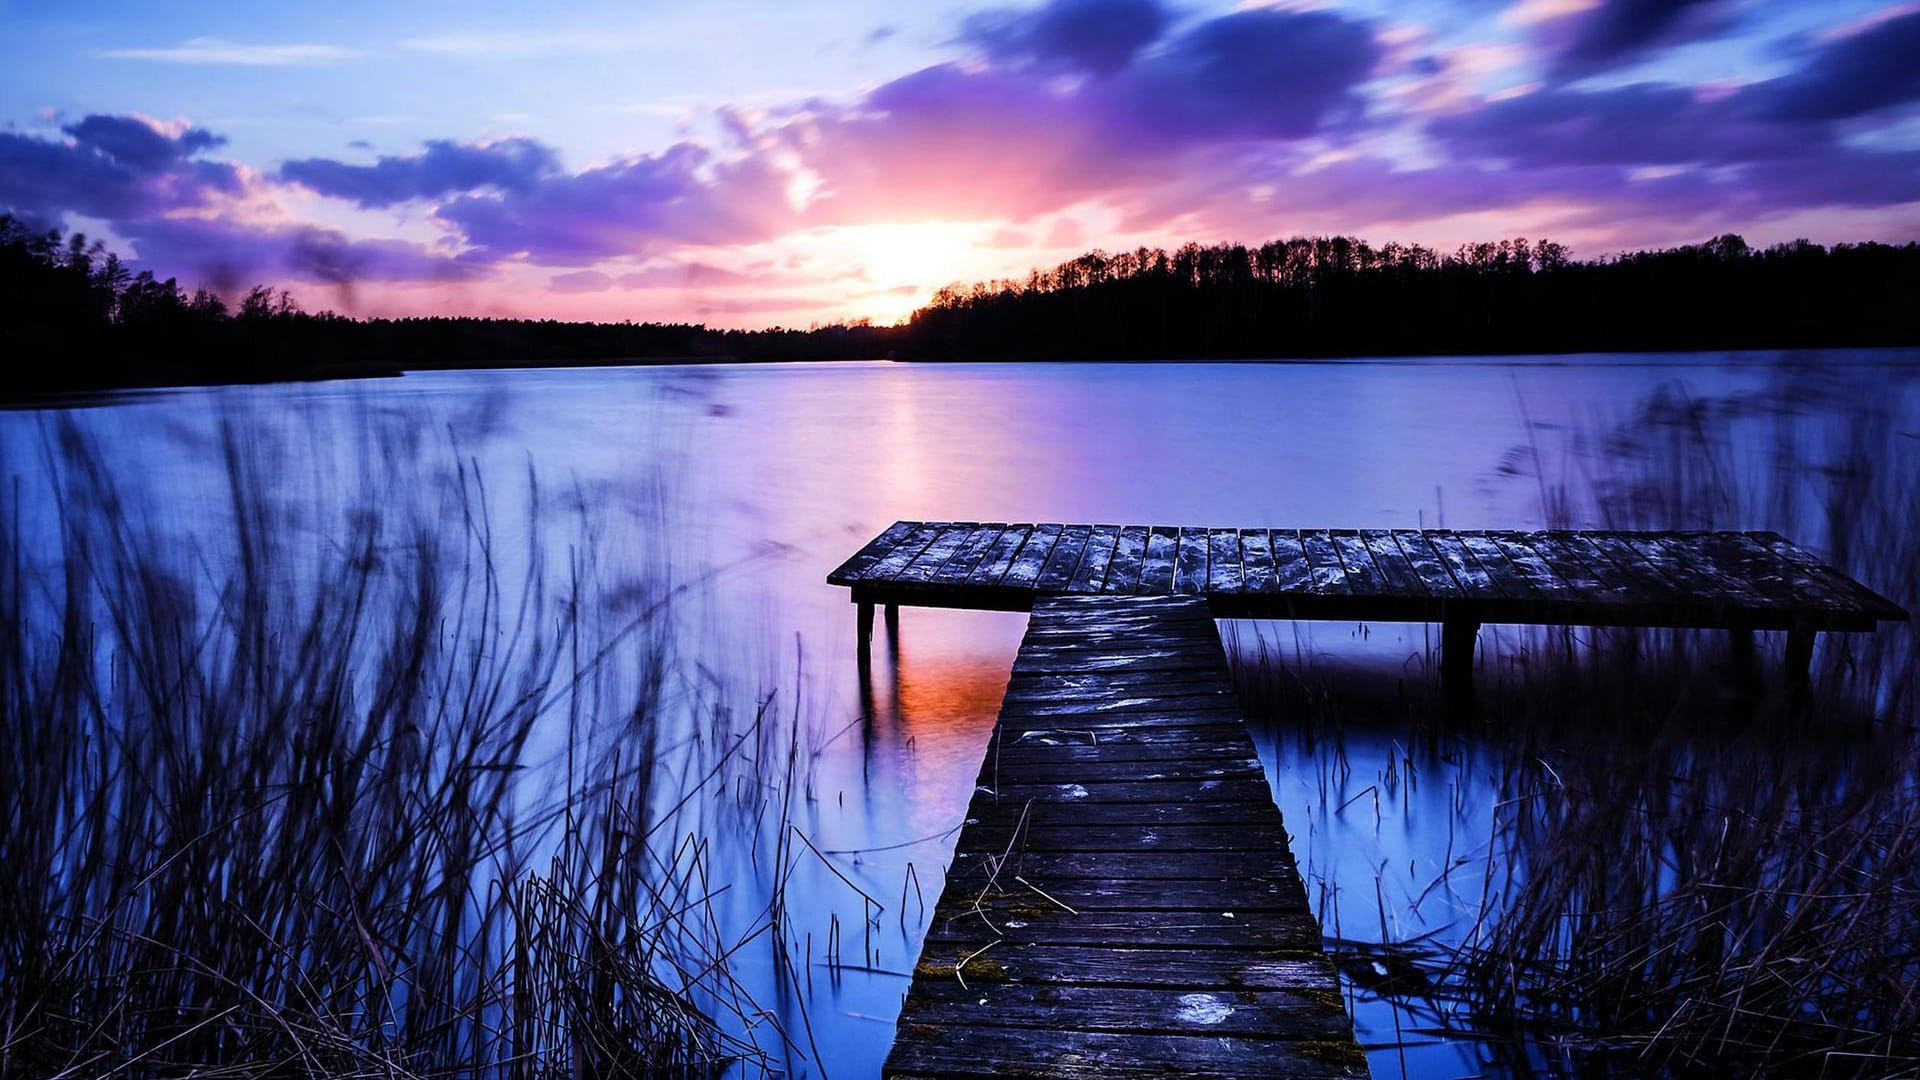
787;6;1380;225
63;114;226;171
1549;0;1728;78
119;216;489;290
280;137;558;208
1118;9;1379;141
1756;10;1920;121
549;269;613;293
962;0;1170;73
433;141;793;264
617;262;755;288
1430;83;1803;169
0;114;240;221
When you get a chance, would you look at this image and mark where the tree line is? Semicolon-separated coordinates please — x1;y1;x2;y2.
7;213;1919;396
0;215;898;397
902;234;1920;359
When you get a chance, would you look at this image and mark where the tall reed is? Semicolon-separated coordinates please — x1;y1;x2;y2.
0;408;810;1076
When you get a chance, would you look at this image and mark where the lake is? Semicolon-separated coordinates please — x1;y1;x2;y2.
5;351;1917;1077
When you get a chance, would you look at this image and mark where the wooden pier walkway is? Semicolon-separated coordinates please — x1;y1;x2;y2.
885;595;1367;1079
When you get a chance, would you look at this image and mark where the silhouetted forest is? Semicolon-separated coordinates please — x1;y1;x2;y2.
1;215;897;397
9;213;1920;397
904;234;1920;359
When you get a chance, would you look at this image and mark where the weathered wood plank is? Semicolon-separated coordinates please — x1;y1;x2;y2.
902;524;989;584
828;520;918;584
865;521;948;582
1389;530;1464;597
898;982;1352;1040
1755;532;1907;618
1358;530;1426;596
1068;525;1121;593
886;1024;1366;1079
1329;530;1389;595
953;821;1292;854
1649;532;1772;606
1418;530;1502;598
1174;527;1211;594
1521;532;1613;601
1208;529;1244;594
1555;531;1669;604
1001;524;1064;589
1036;524;1094;592
1103;525;1148;594
1456;531;1543;599
967;525;1033;588
930;523;1007;586
1240;529;1278;593
1707;533;1854;611
1486;531;1578;600
1140;527;1178;594
1269;530;1316;593
1298;530;1351;595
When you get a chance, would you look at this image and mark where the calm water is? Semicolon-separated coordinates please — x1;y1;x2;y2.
6;352;1917;1077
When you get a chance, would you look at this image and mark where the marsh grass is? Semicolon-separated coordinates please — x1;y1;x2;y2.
0;410;831;1076
1229;371;1920;1077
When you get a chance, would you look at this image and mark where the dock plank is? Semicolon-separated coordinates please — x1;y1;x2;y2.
1068;525;1122;593
1269;530;1316;593
901;524;986;584
1103;525;1148;594
1298;530;1351;595
1036;524;1094;592
1241;529;1279;593
1209;528;1244;594
828;520;918;584
1140;527;1179;594
1389;530;1464;597
931;524;1007;586
1329;530;1389;595
967;525;1033;588
1002;524;1064;590
1174;527;1211;594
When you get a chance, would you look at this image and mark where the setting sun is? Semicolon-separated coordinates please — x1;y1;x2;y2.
844;221;997;324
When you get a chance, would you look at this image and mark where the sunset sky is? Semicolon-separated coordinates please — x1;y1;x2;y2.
3;0;1918;327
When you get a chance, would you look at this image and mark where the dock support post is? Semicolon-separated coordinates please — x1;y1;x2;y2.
857;601;875;669
884;603;899;641
1784;627;1815;687
1441;617;1480;706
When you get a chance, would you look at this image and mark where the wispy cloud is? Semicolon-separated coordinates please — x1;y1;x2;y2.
99;37;362;66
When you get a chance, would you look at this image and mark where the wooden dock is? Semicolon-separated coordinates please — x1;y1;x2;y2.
885;595;1368;1079
832;523;1907;685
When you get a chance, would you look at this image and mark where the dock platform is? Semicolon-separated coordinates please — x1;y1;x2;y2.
832;523;1907;685
885;595;1368;1079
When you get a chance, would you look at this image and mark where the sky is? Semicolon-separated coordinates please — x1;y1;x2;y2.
3;0;1918;327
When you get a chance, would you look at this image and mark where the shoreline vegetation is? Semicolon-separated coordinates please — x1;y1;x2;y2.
5;213;1919;397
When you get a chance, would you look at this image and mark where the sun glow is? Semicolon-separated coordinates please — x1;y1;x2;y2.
844;221;995;324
